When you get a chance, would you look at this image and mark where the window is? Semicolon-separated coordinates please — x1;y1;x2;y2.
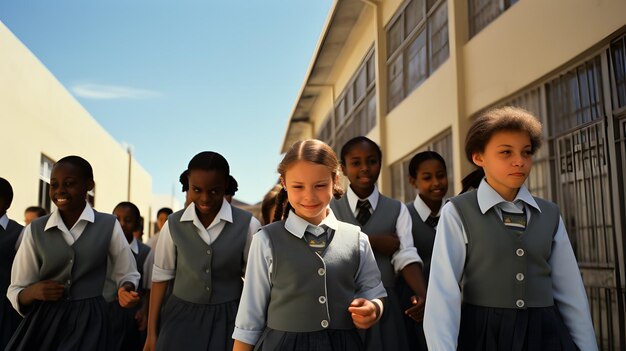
325;49;377;151
38;155;54;212
390;131;454;202
468;0;518;38
611;34;626;109
546;56;604;136
387;0;449;112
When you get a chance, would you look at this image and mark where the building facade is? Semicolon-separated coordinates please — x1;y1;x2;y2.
281;0;626;349
1;21;154;235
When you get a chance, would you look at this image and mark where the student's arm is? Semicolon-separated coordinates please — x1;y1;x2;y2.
144;221;177;351
109;221;140;307
8;225;65;315
367;234;400;256
242;216;262;270
390;203;428;320
144;281;167;351
550;216;598;351
400;262;428;321
353;231;388;328
232;230;273;346
232;340;254;351
423;202;466;351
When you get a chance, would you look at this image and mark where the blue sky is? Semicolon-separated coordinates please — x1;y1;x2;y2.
0;1;333;205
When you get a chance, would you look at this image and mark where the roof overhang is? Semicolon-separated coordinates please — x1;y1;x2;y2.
280;0;366;153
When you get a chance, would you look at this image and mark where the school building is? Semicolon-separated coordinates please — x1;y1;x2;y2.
0;20;156;236
281;0;626;349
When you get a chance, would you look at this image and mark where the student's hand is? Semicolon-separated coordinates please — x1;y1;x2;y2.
118;283;140;308
26;280;65;302
143;333;156;351
135;309;148;331
348;298;379;329
404;295;426;322
369;233;400;256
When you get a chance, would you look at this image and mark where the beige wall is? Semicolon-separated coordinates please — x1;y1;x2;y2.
0;21;153;233
463;0;626;116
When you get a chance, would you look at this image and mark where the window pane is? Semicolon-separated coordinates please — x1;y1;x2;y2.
468;0;502;37
407;29;428;93
387;16;404;59
429;1;449;74
354;66;367;103
405;0;425;35
611;36;626;108
367;93;377;132
388;54;404;111
367;55;376;86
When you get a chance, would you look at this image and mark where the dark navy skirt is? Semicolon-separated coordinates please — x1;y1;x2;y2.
107;300;144;351
255;328;363;351
362;286;410;351
155;295;238;351
6;296;110;351
458;304;579;351
0;295;22;350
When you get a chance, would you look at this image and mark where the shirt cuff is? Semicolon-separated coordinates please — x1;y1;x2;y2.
391;246;422;273
232;327;263;346
152;265;175;282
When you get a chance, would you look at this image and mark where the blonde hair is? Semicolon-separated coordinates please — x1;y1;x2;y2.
274;139;343;221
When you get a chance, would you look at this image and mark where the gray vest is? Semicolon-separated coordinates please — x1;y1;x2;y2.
265;220;360;332
168;207;252;304
331;194;400;287
0;219;23;291
31;212;114;300
406;202;436;282
450;191;559;309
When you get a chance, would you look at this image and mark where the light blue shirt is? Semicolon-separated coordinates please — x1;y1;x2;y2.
423;179;597;350
345;186;422;271
232;209;387;345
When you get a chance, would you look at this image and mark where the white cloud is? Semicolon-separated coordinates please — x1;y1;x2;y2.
71;83;160;100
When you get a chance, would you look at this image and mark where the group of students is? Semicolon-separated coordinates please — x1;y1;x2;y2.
0;106;598;350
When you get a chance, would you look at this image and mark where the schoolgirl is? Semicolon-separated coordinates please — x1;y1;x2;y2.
7;155;140;351
232;139;386;351
423;106;597;350
330;136;427;351
144;151;261;351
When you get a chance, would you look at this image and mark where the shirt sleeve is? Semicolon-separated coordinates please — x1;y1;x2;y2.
550;217;598;351
423;202;467;351
108;221;140;289
152;220;177;282
243;216;262;266
142;249;155;290
390;203;422;272
355;232;387;300
233;229;273;345
7;225;40;316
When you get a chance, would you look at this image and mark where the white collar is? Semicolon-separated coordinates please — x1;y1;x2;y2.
45;202;94;232
0;213;8;230
346;185;379;212
180;198;233;230
476;178;540;214
412;194;438;222
129;237;139;254
284;208;339;239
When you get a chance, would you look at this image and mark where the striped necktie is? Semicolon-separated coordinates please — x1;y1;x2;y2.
356;199;372;226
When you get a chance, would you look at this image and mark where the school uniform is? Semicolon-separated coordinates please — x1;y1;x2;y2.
330;186;421;351
104;237;154;351
6;203;140;351
423;179;598;351
152;199;261;351
0;214;23;350
233;209;387;350
395;195;439;351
